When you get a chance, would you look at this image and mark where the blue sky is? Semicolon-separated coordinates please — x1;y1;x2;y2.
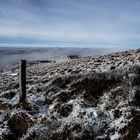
0;0;140;48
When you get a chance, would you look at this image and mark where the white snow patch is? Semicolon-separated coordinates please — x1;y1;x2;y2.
110;132;120;140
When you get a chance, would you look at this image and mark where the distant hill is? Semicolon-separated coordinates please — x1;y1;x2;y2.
0;47;123;69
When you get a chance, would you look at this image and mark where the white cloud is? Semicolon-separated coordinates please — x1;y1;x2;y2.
0;0;140;48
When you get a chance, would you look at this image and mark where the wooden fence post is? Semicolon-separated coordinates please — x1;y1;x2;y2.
19;60;26;102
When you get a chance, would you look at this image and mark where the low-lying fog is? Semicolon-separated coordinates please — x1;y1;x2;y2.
0;47;125;69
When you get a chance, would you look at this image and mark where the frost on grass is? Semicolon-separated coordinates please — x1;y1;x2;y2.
0;49;140;140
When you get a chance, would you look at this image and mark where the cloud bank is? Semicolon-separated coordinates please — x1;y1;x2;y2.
0;0;140;48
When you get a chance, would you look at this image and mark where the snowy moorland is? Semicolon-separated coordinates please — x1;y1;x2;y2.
0;49;140;140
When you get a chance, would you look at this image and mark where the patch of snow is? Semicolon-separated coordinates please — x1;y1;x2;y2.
110;132;120;140
8;72;18;76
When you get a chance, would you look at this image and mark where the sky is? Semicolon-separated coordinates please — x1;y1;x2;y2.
0;0;140;48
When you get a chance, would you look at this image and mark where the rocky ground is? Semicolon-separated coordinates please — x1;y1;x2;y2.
0;49;140;140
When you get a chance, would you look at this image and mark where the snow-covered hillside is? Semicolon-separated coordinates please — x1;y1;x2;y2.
0;49;140;140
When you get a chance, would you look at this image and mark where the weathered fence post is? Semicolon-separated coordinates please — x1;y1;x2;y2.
19;60;26;102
